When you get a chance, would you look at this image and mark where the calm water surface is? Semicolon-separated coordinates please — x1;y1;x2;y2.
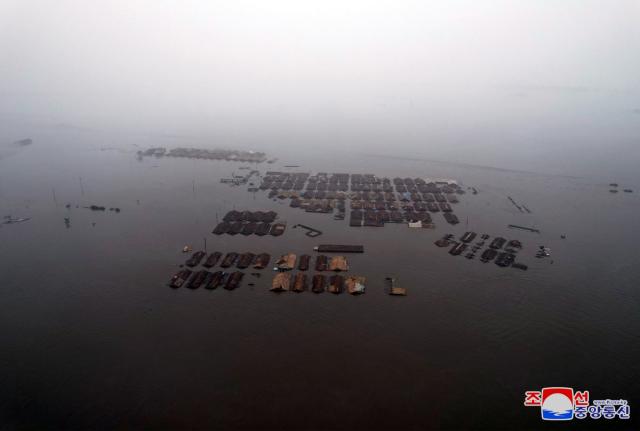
1;128;639;430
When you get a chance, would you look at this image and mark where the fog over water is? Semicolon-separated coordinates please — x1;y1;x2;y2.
1;1;639;177
1;2;640;430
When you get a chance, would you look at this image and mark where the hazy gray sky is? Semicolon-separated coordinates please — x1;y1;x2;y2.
1;1;638;139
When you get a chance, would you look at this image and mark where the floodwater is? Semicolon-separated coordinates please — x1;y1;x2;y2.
1;126;639;430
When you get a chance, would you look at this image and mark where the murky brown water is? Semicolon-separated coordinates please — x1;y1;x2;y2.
1;131;639;430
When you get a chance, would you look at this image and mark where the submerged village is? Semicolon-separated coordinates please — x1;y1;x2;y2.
133;146;562;296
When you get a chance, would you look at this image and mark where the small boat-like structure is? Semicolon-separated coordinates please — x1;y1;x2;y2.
511;262;528;270
253;253;271;269
169;269;192;288
185;251;206;267
315;255;328;271
271;272;291;292
224;271;244;290
221;252;239;268
236;252;255;269
275;253;296;270
328;275;344;294
298;254;311;271
292;273;307;292
203;252;222;268
346;276;366;295
312;274;325;293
